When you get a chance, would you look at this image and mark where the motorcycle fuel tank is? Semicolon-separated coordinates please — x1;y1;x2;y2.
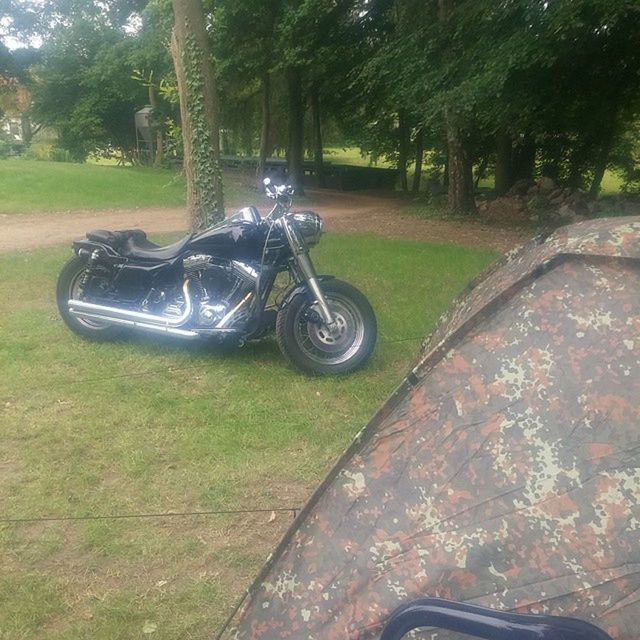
187;216;268;262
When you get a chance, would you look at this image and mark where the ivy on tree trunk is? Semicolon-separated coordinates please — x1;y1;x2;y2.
170;0;224;232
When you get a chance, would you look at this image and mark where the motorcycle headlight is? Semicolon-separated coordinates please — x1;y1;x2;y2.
290;211;323;246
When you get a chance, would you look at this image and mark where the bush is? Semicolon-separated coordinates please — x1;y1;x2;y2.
0;136;24;159
23;141;75;163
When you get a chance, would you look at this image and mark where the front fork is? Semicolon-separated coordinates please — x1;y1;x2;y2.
280;217;336;328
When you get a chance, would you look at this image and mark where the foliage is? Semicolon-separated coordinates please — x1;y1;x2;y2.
0;131;22;157
30;21;148;161
356;0;640;196
2;0;640;203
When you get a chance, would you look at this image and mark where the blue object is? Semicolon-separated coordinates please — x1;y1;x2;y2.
380;598;613;640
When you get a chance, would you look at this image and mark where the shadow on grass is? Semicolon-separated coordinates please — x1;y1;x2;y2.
112;331;283;363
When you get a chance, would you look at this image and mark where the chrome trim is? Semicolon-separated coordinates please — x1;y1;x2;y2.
231;260;259;281
68;280;193;328
290;211;323;246
216;292;253;329
69;312;201;339
280;217;335;326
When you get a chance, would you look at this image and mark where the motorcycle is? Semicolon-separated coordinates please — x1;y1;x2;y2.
56;179;377;376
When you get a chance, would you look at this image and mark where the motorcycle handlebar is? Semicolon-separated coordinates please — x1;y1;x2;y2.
263;177;294;200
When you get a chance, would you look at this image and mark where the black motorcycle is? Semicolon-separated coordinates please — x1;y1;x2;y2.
56;179;377;376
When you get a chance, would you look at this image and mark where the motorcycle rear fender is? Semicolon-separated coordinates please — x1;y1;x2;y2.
72;241;182;293
279;275;335;310
72;239;122;260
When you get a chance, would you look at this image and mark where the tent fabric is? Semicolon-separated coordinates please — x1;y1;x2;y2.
223;218;640;640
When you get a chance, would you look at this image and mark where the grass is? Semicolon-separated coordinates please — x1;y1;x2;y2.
0;153;626;218
0;233;496;639
323;146;392;168
0;160;254;215
326;146;626;196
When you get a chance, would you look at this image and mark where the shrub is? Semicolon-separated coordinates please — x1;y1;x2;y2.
23;141;75;163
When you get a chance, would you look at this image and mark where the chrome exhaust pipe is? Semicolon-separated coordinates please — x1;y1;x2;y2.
71;312;202;339
69;280;193;329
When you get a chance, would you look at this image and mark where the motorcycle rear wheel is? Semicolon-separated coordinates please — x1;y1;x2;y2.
276;279;377;376
56;256;123;341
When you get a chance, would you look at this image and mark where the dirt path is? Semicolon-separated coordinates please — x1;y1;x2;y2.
0;190;531;254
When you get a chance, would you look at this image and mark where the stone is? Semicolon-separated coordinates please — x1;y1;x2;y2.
549;193;566;206
537;176;556;192
507;179;534;197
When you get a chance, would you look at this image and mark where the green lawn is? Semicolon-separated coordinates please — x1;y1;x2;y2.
0;234;496;639
326;146;625;195
0;156;625;218
0;160;253;215
323;146;393;168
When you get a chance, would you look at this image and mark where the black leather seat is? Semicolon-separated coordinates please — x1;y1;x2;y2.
122;233;193;260
86;229;192;261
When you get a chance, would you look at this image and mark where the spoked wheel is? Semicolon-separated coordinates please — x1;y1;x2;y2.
56;256;123;341
276;279;377;376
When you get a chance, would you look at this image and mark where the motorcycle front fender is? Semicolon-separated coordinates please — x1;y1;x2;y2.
278;275;335;311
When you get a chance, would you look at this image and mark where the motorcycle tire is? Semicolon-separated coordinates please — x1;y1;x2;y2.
276;279;377;376
56;256;123;341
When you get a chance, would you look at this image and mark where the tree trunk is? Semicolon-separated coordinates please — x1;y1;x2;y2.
445;106;476;214
412;128;424;193
511;134;536;183
475;155;489;189
170;0;224;231
256;72;271;186
495;131;513;195
310;82;325;189
20;111;32;147
398;109;410;193
438;0;476;214
286;67;305;195
590;131;615;198
568;141;589;190
148;84;164;168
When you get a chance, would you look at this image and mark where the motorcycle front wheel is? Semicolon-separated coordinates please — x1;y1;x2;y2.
276;279;377;376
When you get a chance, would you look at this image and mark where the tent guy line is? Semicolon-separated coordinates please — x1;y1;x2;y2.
0;507;301;525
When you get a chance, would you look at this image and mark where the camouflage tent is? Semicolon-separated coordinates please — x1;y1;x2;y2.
222;218;640;640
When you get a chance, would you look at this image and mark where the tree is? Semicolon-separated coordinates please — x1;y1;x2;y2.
276;0;385;193
0;44;41;146
31;21;148;161
8;0;163;161
170;0;224;230
214;0;280;185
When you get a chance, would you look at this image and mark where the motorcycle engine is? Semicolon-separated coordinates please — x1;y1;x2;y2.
183;255;258;329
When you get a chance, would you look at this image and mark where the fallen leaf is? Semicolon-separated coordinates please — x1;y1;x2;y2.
142;621;157;634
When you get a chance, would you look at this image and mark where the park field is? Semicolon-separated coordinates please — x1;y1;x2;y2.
0;160;253;215
0;160;186;214
0;233;496;639
0;156;626;218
